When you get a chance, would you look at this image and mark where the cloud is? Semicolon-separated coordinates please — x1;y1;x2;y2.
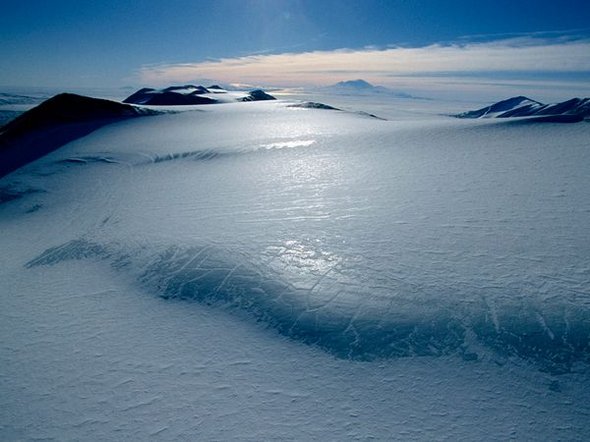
138;36;590;89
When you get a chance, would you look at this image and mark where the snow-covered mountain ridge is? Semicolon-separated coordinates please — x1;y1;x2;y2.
457;96;590;121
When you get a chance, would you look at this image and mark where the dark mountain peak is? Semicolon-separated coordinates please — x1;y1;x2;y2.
239;89;276;102
492;95;538;107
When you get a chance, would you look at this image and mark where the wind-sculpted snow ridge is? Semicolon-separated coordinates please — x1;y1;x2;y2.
123;85;276;105
27;238;590;373
456;96;590;122
0;184;44;204
54;139;320;171
0;93;160;177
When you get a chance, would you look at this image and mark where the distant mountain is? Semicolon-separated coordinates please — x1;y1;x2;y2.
0;93;158;177
456;96;590;122
321;79;415;98
123;85;276;105
331;79;388;92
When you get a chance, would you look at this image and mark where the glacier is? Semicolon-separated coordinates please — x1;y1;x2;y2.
1;95;589;440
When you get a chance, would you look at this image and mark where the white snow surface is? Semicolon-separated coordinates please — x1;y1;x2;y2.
1;98;590;440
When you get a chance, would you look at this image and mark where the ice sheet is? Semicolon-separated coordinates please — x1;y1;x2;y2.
1;99;589;439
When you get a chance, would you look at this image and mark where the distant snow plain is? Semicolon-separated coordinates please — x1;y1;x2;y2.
1;90;589;440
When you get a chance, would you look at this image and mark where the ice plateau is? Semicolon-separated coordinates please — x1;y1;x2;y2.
1;91;589;440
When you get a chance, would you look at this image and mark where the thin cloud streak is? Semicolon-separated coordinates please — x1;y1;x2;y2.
138;37;590;88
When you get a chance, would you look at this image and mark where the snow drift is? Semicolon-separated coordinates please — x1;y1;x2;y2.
25;236;590;372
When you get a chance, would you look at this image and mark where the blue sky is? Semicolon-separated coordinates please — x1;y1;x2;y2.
1;0;589;97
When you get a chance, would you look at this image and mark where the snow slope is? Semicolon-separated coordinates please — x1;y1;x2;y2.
1;98;590;440
0;93;158;177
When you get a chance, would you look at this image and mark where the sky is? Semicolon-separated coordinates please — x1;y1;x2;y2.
1;0;590;98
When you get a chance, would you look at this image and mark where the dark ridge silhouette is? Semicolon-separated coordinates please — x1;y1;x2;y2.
123;86;217;105
458;96;541;118
536;97;590;116
0;93;158;178
238;89;276;102
123;85;276;105
457;96;590;121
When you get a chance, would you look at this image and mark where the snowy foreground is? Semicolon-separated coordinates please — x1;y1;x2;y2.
1;96;590;440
